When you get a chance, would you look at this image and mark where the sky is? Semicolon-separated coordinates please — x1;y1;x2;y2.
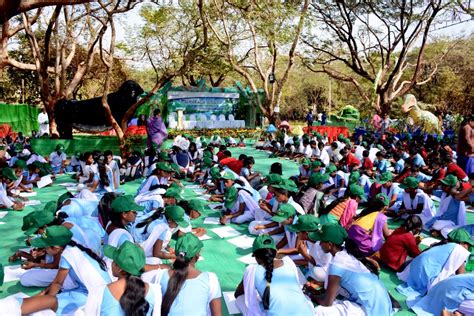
114;3;473;71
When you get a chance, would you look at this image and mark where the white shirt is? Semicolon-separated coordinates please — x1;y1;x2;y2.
354;145;365;161
49;151;66;168
319;148;330;166
304;145;313;158
38;112;49;136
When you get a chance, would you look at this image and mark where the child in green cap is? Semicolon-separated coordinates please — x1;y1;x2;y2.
296;172;328;215
319;183;365;228
131;204;190;262
85;241;161;315
386;176;435;225
310;224;394;316
13;226;111;315
396;228;472;305
425;174;470;237
49;144;67;175
0;167;24;210
160;233;222;315
234;234;314;315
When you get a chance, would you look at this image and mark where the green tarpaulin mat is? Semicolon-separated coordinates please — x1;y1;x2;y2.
0;146;472;316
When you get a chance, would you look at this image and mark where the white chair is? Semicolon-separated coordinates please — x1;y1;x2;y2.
199;114;207;121
218;114;226;121
228;114;235;121
189;114;196;121
210;114;217;121
169;112;177;120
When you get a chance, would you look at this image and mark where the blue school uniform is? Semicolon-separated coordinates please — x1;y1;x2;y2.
254;261;314;316
329;263;392;315
56;251;110;314
396;243;457;302
160;271;221;316
411;274;474;315
60;198;99;217
100;285;156;315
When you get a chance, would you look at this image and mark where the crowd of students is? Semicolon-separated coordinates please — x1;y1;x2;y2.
0;114;473;315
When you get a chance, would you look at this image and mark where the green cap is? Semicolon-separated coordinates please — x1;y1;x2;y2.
159;151;171;161
156;162;173;172
30;225;73;248
287;215;320;233
308;173;329;187
202;157;213;168
400;177;419;189
440;174;458;187
104;241;145;276
252;234;276;253
164;188;183;201
57;192;72;206
325;164;337;174
348;184;365;199
111;195;145;213
22;211;55;236
265;173;282;186
344;138;351;144
311;160;322;169
13;160;27;169
377;172;393;184
210;167;221;180
164;205;189;228
448;228;474;246
31;161;43;169
338;134;344;141
375;193;390;206
14;143;23;152
43;201;57;214
308;223;348;245
203;151;212;159
170;163;181;174
294;140;300;146
175;232;203;261
272;179;298;193
188;199;207;213
1;168;17;181
221;172;236;181
271;203;296;222
55;144;64;151
348;171;361;184
224;186;238;209
301;158;310;166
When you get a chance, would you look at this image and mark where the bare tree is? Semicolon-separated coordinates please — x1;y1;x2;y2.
303;0;457;114
3;1;137;134
208;0;310;124
119;0;210;132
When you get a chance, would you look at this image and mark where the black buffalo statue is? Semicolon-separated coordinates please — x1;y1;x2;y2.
55;80;144;138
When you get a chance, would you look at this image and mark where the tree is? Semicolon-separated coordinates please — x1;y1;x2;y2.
208;0;310;124
303;0;459;115
118;0;210;132
0;0;96;73
3;1;137;134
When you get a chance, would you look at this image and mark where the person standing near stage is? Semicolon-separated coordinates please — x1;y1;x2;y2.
306;109;314;129
457;114;474;176
37;107;49;137
146;108;168;151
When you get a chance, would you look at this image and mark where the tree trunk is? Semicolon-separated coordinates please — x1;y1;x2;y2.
42;98;58;136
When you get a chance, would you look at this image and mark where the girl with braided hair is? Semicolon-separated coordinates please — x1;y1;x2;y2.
234;234;314;315
159;233;222;316
6;226;111;315
310;223;394;316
